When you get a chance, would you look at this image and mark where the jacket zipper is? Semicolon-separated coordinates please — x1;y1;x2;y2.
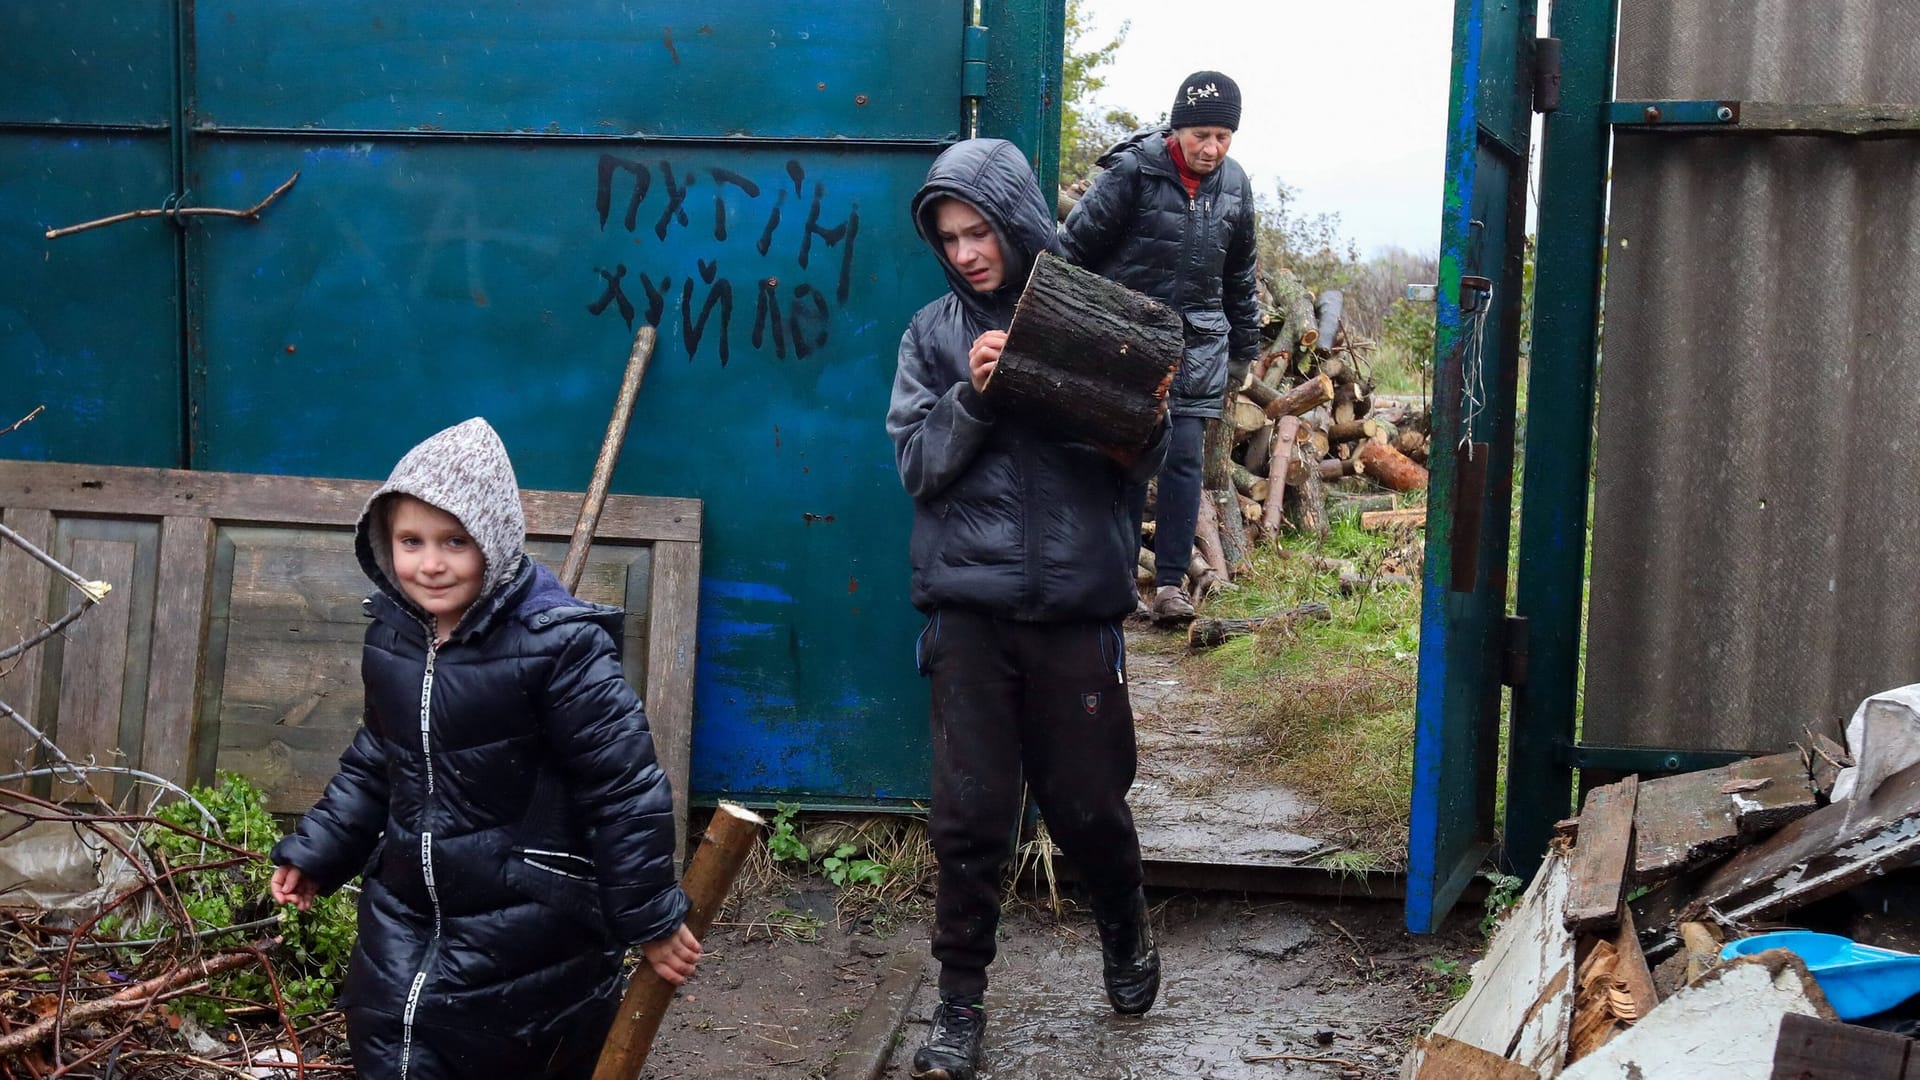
399;633;444;1080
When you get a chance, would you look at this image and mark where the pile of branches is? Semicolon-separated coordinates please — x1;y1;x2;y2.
0;405;341;1078
0;790;340;1080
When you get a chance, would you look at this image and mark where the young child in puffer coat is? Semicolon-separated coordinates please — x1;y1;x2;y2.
269;417;699;1080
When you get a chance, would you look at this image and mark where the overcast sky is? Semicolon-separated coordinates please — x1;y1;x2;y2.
1075;0;1455;258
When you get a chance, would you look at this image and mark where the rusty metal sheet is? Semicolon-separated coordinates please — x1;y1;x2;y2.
1584;0;1920;753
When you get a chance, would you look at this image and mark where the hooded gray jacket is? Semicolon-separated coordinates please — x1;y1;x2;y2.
886;139;1168;621
272;418;688;1073
1058;128;1262;418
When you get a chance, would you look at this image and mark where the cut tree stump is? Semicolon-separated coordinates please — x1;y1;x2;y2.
1356;440;1429;493
1186;602;1331;650
988;252;1180;460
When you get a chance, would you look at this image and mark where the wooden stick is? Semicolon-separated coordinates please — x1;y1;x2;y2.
561;326;658;593
593;803;766;1080
46;173;300;240
1187;603;1331;650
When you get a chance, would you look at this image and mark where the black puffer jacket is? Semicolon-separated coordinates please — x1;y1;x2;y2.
272;419;687;1078
1058;128;1261;419
886;139;1168;621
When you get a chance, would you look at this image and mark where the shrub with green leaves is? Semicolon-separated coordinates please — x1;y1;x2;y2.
140;773;358;1022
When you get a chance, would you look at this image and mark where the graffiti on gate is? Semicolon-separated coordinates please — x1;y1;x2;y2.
586;155;860;365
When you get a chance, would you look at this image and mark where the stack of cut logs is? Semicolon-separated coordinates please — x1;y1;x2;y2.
1053;185;1432;605
1159;267;1432;603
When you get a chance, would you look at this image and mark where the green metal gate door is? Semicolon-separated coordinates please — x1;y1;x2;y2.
3;1;1065;806
1407;0;1537;933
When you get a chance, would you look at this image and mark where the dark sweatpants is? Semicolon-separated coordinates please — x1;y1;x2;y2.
920;609;1145;1000
1128;414;1207;589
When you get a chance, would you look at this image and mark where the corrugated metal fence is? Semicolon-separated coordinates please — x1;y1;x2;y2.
1586;0;1920;751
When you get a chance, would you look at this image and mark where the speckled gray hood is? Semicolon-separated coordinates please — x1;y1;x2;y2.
355;417;527;622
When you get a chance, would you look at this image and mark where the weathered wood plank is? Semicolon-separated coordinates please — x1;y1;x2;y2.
0;509;55;773
1414;1034;1540;1079
1685;758;1920;926
143;516;214;786
1770;1012;1911;1080
646;540;700;863
1608;902;1660;1020
52;537;136;797
1565;776;1637;933
1632;752;1814;884
0;461;701;543
1560;952;1833;1079
1417;849;1576;1077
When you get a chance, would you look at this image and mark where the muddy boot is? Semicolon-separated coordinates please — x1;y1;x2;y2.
1150;585;1196;624
1094;890;1161;1015
910;997;986;1079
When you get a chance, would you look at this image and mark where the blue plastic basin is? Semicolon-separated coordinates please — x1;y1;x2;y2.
1720;930;1920;1020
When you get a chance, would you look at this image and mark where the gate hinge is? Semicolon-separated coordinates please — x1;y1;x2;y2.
962;25;990;105
1501;614;1530;688
1532;37;1562;114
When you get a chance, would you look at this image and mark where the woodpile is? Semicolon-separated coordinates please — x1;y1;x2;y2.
1055;182;1431;602
1148;269;1431;602
1406;727;1920;1079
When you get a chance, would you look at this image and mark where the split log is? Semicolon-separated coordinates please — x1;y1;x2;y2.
1313;290;1343;353
1230;464;1270;504
1269;269;1319;353
1241;372;1334;420
1195;494;1229;580
1244;421;1276;476
1230;399;1268;439
1356;441;1429;493
1286;456;1352;486
1187;602;1331;650
1327;493;1397;516
1211;489;1251;572
1234;492;1262;524
1331;376;1369;424
1328;418;1395;445
1262;415;1299;538
594;803;766;1080
1360;508;1427;530
988;252;1180;460
1288;448;1329;543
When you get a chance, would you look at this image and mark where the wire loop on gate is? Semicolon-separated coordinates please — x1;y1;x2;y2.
1457;276;1495;458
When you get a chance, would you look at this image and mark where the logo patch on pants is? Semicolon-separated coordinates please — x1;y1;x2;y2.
1082;692;1102;715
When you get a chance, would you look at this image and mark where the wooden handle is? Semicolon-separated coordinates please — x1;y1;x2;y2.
592;802;765;1080
561;325;658;594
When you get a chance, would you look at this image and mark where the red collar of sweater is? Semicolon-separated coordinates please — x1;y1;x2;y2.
1166;135;1204;199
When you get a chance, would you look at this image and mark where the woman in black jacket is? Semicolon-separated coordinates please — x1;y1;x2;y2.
886;139;1169;1080
1060;71;1262;622
270;417;695;1079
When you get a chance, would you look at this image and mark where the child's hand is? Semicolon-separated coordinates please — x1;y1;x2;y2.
270;865;319;912
968;330;1006;393
641;924;702;986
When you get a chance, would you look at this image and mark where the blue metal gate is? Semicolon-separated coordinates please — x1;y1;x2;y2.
2;0;1065;805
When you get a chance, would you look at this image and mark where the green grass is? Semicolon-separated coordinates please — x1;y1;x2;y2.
1190;501;1426;865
